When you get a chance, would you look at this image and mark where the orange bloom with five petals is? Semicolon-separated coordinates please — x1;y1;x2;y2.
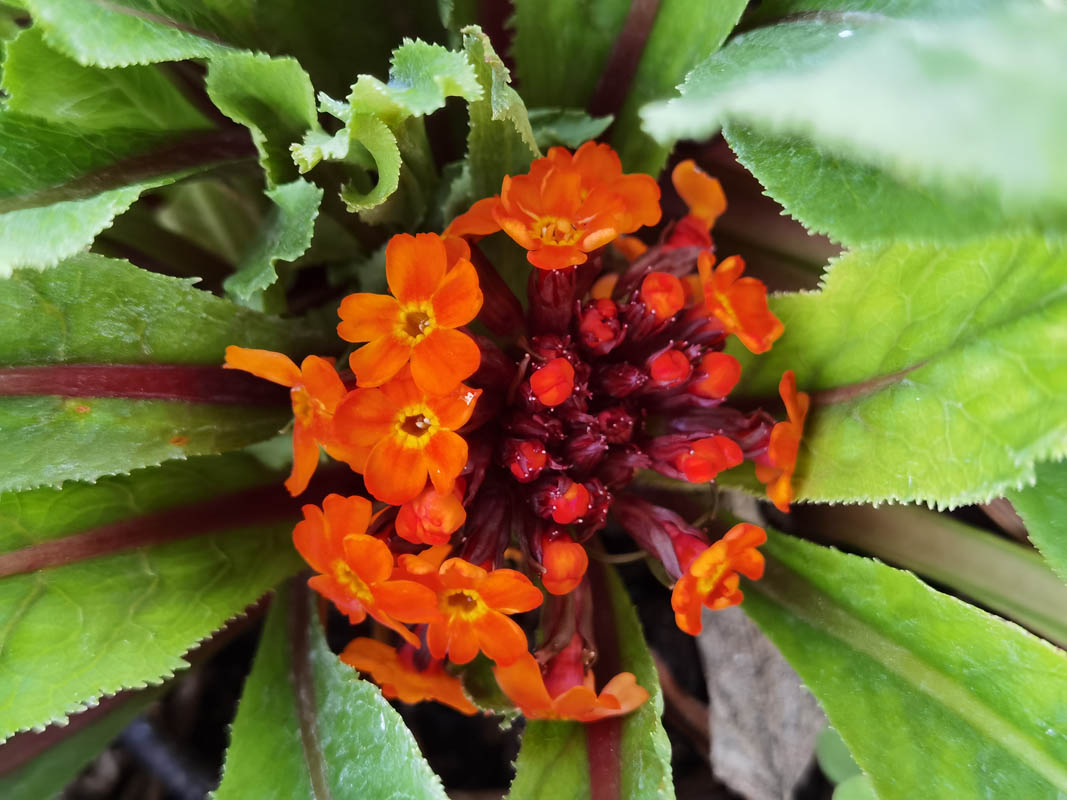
671;523;766;635
395;480;467;546
755;370;810;513
334;366;480;505
340;637;478;715
223;347;355;496
417;557;543;666
338;233;483;395
446;141;661;270
697;252;784;354
292;494;438;645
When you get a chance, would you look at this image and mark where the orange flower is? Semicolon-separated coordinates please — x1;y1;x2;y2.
395;481;467;546
493;639;648;722
422;558;543;666
337;233;483;395
688;352;741;399
675;436;743;483
664;160;726;250
340;637;478;715
755;370;810;513
334;366;480;505
446;142;661;271
640;272;685;319
540;533;588;596
697;252;784;354
671;523;766;635
530;357;575;407
292;494;438;645
223;347;351;496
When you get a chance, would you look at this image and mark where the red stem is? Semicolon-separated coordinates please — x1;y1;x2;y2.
586;560;624;800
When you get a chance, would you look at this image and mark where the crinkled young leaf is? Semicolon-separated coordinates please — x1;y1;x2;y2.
744;530;1067;799
2;27;211;131
724;123;1067;246
215;580;447;800
206;52;319;187
610;0;747;175
1008;460;1067;586
0;454;304;742
729;236;1067;508
461;25;540;200
0;111;252;274
528;108;613;150
642;9;1067;213
0;252;330;490
223;178;323;306
509;565;673;799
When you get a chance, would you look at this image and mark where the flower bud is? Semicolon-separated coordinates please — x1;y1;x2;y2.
595;363;647;398
647;433;743;483
502;438;550;483
578;298;625;356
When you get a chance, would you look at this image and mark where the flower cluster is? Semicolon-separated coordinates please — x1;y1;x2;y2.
225;142;807;721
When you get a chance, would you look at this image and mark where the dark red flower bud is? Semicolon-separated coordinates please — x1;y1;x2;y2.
564;430;608;476
667;407;776;459
528;266;577;335
597;406;636;444
573;479;611;537
611;495;709;579
529;476;592;525
459;476;513;567
578;298;625;356
595;445;650;489
595;363;648;398
508;411;566;443
461;433;494;502
647;433;743;483
502;438;550;483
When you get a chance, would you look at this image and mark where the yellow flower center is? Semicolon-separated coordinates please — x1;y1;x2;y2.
396;302;436;343
532;216;583;247
291;385;327;427
394;404;439;447
695;559;729;599
333;560;374;605
441;589;487;621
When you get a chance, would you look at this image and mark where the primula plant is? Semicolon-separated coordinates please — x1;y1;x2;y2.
0;2;1065;799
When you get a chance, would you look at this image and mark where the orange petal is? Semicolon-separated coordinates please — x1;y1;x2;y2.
431;258;483;328
410;329;481;395
640;272;686;319
612;236;647;263
572;141;621;183
426;383;481;430
341;533;394;584
444;618;480;665
373;579;441;623
223;346;300;387
285;422;320;496
364;437;429;505
612;172;662;230
540;168;583;217
671;575;704;635
309;575;367;625
337;293;402;343
443;235;472;266
530;358;574;407
541;539;588;596
321;493;372;540
690;353;741;399
424;429;469;496
298;356;347;412
386;232;446;305
445;197;502;238
672;160;726;229
348;335;411;388
528;244;587;271
334;388;395;446
476;611;530;666
439;557;487;590
292;504;331;573
426;620;450;661
478;569;543;613
493;652;553;713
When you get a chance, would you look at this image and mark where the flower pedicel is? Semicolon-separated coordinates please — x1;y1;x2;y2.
226;145;806;722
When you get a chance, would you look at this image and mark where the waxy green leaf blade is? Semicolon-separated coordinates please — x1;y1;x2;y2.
216;581;448;800
0;454;303;741
744;531;1067;799
642;9;1067;214
730;236;1067;507
508;565;673;799
1008;460;1067;586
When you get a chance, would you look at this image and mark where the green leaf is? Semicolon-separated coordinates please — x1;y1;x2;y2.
461;25;540;200
511;0;629;109
0;111;251;274
223;178;323;306
724;123;1066;246
835;775;879;800
743;530;1067;799
0;454;303;741
1008;460;1067;585
206;52;319;187
0;252;329;490
528;108;613;150
610;0;747;175
0;688;162;800
508;565;673;799
216;580;448;800
730;236;1067;507
2;27;211;131
642;9;1067;213
805;504;1067;648
816;726;861;785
